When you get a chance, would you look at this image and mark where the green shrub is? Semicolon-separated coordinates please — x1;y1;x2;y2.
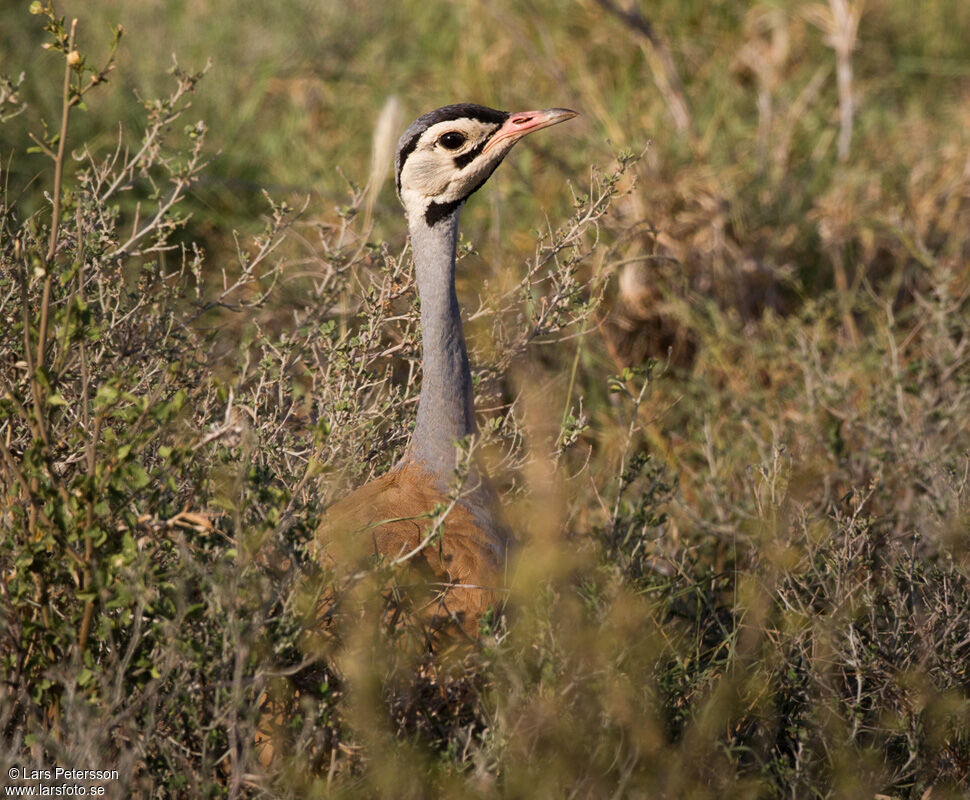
2;2;969;799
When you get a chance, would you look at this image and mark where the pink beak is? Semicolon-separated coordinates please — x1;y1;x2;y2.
482;107;579;155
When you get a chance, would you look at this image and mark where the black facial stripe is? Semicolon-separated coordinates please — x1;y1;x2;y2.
396;132;422;192
453;135;491;169
396;104;509;192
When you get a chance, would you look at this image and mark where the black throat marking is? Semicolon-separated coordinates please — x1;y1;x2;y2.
425;197;464;227
424;156;505;227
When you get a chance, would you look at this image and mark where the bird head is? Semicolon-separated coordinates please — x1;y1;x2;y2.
395;103;578;227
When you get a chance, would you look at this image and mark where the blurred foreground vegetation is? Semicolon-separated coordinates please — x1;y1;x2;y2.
1;0;969;797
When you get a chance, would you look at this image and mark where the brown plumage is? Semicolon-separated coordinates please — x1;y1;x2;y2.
256;102;576;769
310;103;576;639
317;461;509;637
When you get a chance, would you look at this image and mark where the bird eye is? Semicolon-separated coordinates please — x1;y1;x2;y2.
438;131;466;150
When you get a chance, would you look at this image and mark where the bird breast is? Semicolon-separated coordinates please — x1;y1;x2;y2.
315;460;510;635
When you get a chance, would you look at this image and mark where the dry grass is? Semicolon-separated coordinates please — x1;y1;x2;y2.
1;1;969;798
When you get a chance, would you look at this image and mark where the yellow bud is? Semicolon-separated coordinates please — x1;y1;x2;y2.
29;1;43;14
67;50;81;66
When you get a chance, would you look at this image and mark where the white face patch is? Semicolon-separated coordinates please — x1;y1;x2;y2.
398;118;511;220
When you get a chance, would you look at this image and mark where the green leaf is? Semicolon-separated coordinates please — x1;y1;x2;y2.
129;463;150;489
95;384;119;406
47;393;68;406
33;367;52;392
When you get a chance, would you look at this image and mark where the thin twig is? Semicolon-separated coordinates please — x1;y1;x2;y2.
37;18;78;370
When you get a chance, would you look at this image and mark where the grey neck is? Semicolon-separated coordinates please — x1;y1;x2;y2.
405;205;477;486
